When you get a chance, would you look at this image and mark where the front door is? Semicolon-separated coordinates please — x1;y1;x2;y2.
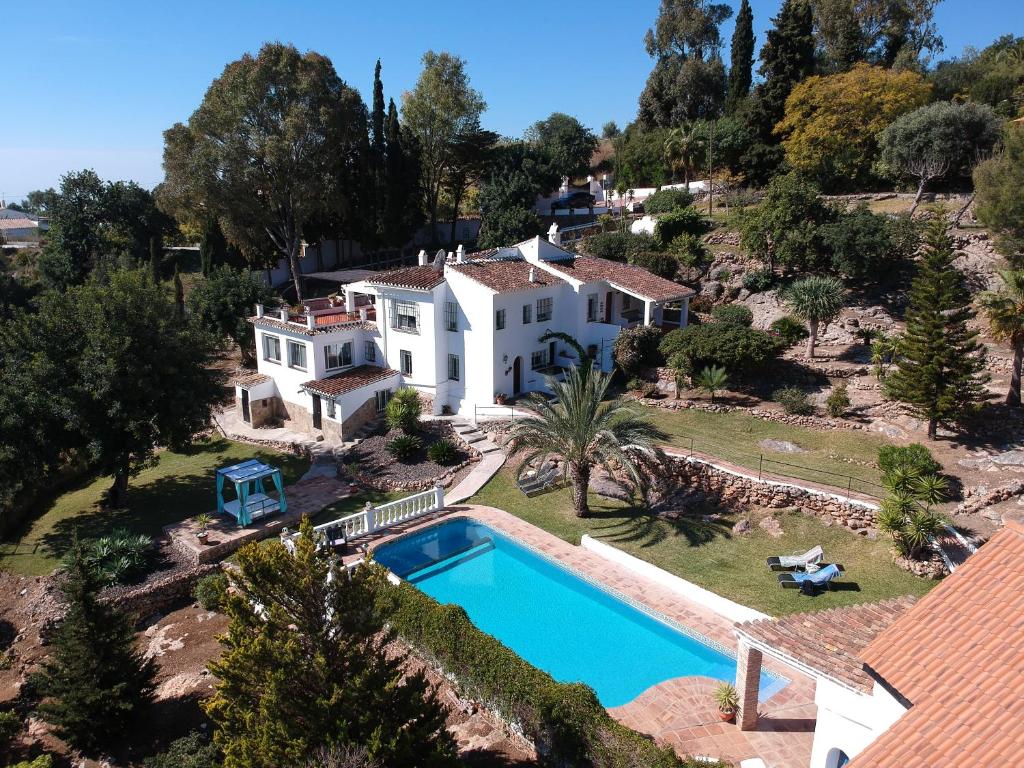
604;290;613;323
513;357;522;395
241;388;251;423
311;394;322;430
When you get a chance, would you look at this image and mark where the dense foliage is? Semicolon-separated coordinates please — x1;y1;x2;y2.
186;266;277;365
660;323;782;375
385;388;422;434
612;325;664;373
643;187;694;214
974;124;1024;264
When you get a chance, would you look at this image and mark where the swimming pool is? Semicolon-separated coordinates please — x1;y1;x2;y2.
374;518;784;707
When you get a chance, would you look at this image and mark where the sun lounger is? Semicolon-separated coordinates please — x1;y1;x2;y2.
766;545;824;571
778;563;843;594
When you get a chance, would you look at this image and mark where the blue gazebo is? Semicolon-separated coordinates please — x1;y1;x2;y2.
216;459;288;526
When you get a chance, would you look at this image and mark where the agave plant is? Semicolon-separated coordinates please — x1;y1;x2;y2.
877;473;947;560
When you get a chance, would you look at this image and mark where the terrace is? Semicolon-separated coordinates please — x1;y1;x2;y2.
252;294;376;333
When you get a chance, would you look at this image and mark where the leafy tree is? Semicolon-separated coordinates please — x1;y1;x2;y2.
612;325;664;373
659;323;782;375
739;172;833;273
19;188;59;215
32;539;156;752
879;101;1001;213
974;124;1024;264
654;206;712;246
187;266;277;365
526;112;598;180
160;43;368;301
629;250;678;280
507;367;667;516
143;732;221;768
613;125;673;189
855;0;943;69
810;0;866;71
885;222;989;438
784;275;845;358
644;187;694;214
602;121;621;139
820;204;919;278
476;141;555;248
403;51;486;245
578;231;655;262
442;125;497;245
696;365;729;402
726;0;755;114
382;98;423;248
979;269;1024;406
777;63;931;190
930;35;1024;118
205;519;457;767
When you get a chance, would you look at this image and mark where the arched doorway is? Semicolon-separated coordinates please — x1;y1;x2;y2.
513;356;523;396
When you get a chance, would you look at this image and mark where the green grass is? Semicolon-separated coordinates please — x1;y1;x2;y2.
469;467;935;617
640;404;887;496
0;438;308;576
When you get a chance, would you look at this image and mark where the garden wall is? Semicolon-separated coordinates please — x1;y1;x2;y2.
100;562;220;623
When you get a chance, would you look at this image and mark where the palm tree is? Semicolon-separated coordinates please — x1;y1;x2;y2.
696;365;728;403
664;124;702;187
507;366;667;517
979;269;1024;406
784;276;846;359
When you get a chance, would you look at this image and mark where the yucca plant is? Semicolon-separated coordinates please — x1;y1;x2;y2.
506;366;667;517
877;473;947;560
385;388;422;434
386;434;422;461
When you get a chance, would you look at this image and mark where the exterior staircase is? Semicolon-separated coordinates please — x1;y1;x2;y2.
451;418;501;454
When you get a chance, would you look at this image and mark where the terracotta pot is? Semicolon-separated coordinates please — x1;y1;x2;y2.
197;531;209;544
719;710;735;722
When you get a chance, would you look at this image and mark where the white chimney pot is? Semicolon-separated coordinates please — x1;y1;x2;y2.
256;303;265;318
417;249;428;266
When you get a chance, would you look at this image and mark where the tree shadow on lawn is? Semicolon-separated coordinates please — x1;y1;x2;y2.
587;502;735;550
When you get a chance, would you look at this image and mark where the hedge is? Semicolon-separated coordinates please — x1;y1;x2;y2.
374;574;705;768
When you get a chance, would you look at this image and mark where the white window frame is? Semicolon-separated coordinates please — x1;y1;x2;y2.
364;340;376;362
522;304;532;324
375;389;391;413
495;308;506;331
448;354;460;381
400;349;412;375
531;349;547;370
287;340;307;371
445;301;458;332
536;297;553;322
263;334;281;364
324;341;352;371
392;300;419;334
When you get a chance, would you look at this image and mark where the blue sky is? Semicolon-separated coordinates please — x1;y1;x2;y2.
1;0;1020;200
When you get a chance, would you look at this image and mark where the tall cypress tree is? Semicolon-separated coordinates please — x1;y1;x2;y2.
748;0;815;142
33;539;156;752
886;221;990;439
382;98;421;248
371;59;386;165
726;0;755;114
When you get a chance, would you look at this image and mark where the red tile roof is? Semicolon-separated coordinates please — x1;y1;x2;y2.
0;218;37;230
543;255;695;302
232;371;272;388
448;258;567;294
248;315;375;336
300;365;399;398
366;265;445;290
736;596;916;692
849;521;1024;767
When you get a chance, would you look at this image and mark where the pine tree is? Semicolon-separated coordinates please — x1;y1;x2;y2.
886;221;990;438
205;518;457;768
725;0;755;114
33;538;156;753
748;0;815;143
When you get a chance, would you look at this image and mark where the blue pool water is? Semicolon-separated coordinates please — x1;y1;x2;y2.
374;518;784;707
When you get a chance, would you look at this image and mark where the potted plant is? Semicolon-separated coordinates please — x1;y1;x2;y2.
194;513;213;544
714;682;738;722
495;392;508;406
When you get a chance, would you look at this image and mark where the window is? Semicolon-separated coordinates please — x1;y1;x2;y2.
375;389;391;413
448;354;460;381
445;301;458;332
392;300;419;333
495;308;506;330
522;304;532;324
287;340;307;370
587;293;598;322
324;341;352;370
531;349;547;370
400;349;413;375
262;334;281;363
622;295;632;311
364;340;376;362
537;297;553;322
326;398;336;419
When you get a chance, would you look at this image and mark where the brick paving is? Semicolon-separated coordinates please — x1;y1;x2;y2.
353;503;817;766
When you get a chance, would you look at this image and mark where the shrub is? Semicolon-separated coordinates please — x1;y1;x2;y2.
826;383;851;417
426;439;458;466
644;188;694;214
9;757;54;768
385;388;422;434
655;207;712;247
0;709;20;757
579;231;655;262
69;529;153;586
612;325;664;373
143;732;221;768
374;574;687;768
661;324;782;376
774;387;815;415
194;572;228;611
878;444;941;479
711;304;753;327
770;315;810;347
387;434;423;460
625;377;646;392
666;233;709;267
742;267;775;292
629;250;678;279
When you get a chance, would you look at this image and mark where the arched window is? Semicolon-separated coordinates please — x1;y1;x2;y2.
826;748;851;768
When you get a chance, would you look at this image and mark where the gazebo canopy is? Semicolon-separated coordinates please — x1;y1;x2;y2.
216;459;287;526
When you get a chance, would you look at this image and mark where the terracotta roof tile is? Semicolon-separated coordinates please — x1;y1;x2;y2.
849;521;1024;767
232;371;272;388
542;255;695;302
736;596;916;692
300;365;399;398
248;316;375;337
448;258;566;294
366;265;445;290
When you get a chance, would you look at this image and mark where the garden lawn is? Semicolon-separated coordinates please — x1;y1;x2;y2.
0;438;308;576
639;404;887;497
469;467;936;617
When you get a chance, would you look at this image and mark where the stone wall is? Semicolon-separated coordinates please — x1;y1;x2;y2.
99;562;220;624
343;396;381;440
668;456;878;533
236;392;277;428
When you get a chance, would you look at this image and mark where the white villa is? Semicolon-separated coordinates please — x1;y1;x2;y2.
236;227;693;442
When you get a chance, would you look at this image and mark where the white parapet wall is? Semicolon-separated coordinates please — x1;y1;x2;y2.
580;535;770;623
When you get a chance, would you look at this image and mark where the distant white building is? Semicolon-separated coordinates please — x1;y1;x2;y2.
238;227;694;442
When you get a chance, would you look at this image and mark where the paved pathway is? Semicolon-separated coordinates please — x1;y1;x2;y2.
446;452;506;504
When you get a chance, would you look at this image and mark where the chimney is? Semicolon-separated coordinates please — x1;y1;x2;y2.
256;303;265;318
547;222;562;247
359;307;368;321
456;244;465;262
529;267;536;283
306;313;315;330
417;249;428;266
454;248;463;264
279;308;289;322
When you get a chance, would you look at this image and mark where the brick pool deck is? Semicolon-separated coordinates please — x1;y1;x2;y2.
348;503;817;767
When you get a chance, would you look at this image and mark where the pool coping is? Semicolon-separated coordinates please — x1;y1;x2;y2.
371;511;790;702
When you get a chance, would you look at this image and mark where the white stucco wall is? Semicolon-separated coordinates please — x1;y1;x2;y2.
373;284;445;413
809;678;908;768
